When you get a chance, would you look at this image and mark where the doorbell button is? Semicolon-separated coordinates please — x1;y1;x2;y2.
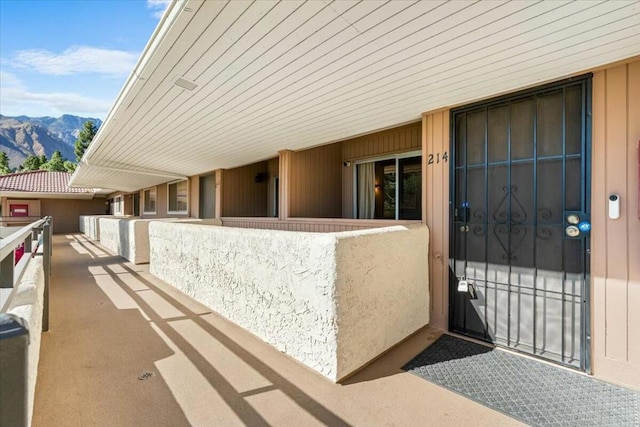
608;194;620;219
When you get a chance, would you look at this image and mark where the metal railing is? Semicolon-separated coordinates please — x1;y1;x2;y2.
0;215;45;229
0;216;52;427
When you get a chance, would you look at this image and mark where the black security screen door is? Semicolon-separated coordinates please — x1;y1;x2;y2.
450;77;591;371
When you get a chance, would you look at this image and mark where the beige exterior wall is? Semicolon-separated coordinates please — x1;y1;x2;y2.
221;161;271;217
591;59;640;389
267;158;279;217
40;198;107;234
1;197;105;233
290;144;342;218
2;198;41;218
189;175;200;219
421;111;450;330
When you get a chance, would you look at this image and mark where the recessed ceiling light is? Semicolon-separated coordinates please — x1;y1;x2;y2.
174;77;197;91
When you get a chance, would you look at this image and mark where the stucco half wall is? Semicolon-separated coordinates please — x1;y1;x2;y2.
5;257;45;425
79;215;111;241
148;221;429;381
334;225;429;379
97;217;151;264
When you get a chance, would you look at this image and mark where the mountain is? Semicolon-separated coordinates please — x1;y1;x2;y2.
0;114;102;169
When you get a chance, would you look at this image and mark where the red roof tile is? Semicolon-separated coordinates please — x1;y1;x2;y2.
0;171;94;194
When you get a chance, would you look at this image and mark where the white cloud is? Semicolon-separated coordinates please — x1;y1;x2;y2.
12;46;138;76
0;72;111;118
147;0;171;19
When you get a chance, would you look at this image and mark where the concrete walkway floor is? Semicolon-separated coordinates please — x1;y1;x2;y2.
32;234;522;427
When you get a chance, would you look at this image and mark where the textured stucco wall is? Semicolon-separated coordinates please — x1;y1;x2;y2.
79;215;110;240
6;257;45;426
334;225;429;379
97;217;150;264
149;222;430;381
149;221;340;379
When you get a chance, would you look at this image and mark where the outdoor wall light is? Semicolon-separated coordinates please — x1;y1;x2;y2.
343;161;351;167
374;184;382;190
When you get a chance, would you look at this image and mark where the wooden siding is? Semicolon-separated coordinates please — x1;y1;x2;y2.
221;217;420;233
342;122;422;218
189;175;200;218
222;161;270;217
290;144;342;218
267;157;279;217
591;59;640;389
422;111;450;330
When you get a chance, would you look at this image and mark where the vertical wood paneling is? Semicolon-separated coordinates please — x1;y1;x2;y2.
591;58;640;388
604;65;629;281
342;163;354;218
342;122;422;160
630;281;640;365
156;183;168;217
215;170;223;219
627;61;640;283
626;61;640;366
222;162;269;217
278;150;292;220
423;110;450;330
592;71;607;278
267;157;279;217
605;279;628;360
189;174;200;218
341;122;422;217
602;65;627;361
290;144;342;218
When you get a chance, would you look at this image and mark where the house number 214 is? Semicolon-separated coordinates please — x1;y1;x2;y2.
427;151;448;165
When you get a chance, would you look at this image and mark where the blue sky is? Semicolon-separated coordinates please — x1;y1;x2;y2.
0;0;169;119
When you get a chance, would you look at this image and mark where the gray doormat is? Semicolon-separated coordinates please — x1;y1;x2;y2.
403;334;640;426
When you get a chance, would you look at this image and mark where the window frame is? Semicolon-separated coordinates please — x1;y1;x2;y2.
167;179;189;215
113;195;122;216
352;150;422;220
142;186;157;215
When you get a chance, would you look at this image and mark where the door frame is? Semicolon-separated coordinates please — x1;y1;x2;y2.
447;74;593;372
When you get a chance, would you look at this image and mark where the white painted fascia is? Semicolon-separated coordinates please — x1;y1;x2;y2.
69;0;188;188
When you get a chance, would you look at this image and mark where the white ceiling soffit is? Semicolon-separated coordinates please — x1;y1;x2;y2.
71;0;640;191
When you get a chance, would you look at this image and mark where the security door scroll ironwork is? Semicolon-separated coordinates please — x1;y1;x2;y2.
450;77;592;372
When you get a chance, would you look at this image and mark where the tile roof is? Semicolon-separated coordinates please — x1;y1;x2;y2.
0;171;94;194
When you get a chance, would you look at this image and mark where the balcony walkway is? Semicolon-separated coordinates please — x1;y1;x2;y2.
32;234;521;426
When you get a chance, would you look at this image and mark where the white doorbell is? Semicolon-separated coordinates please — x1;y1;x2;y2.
608;194;620;220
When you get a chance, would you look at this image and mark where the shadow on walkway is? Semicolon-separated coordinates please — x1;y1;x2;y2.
33;235;521;427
